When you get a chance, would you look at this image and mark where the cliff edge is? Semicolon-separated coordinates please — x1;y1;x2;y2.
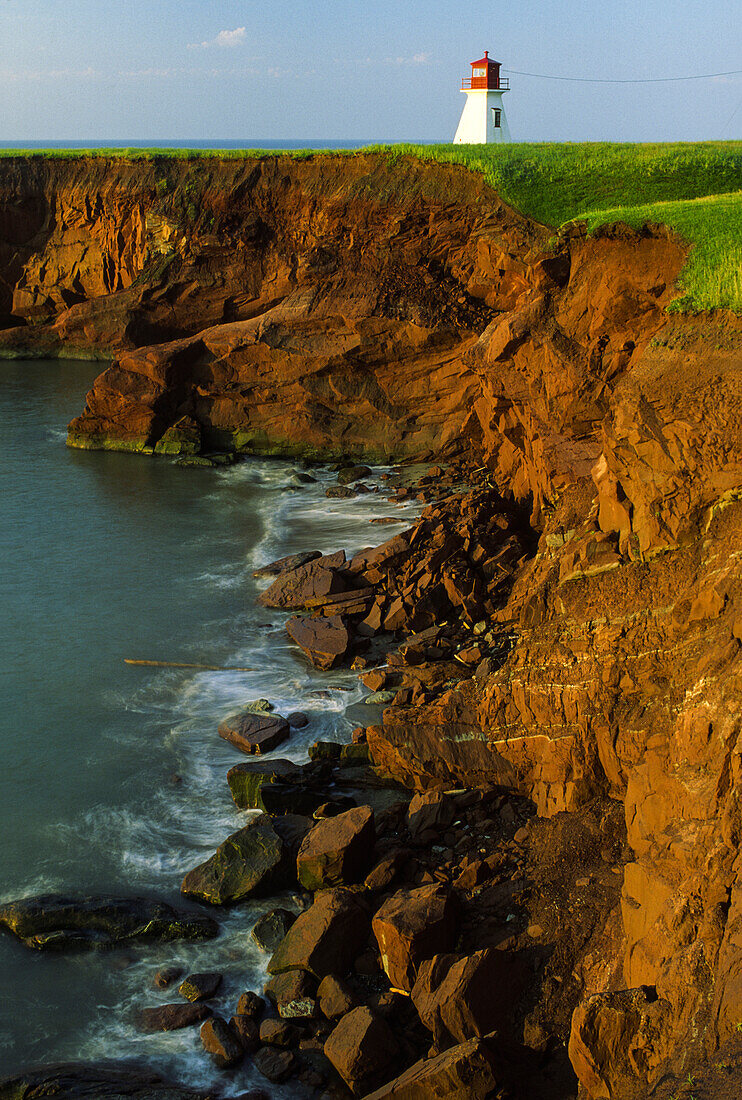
3;151;742;1097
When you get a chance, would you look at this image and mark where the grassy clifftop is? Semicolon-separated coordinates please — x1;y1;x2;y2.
372;142;742;313
2;141;740;311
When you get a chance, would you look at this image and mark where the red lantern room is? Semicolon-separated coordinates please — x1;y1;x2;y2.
461;50;509;91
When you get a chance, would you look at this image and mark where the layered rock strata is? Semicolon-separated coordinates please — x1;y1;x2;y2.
2;152;742;1095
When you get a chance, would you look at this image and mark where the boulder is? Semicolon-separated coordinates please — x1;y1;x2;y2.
200;1015;243;1068
180;815;289;905
252;907;297;952
411;949;526;1044
236;990;265;1019
259;554;347;609
372;884;458;991
0;894;218;951
268;888;369;980
296;806;376;891
323;1006;398;1095
406;790;455;839
253;1046;297;1083
260;1018;301;1046
152;965;183;989
317;974;356;1019
253;550;322;577
264;968;317;1018
178;972;222;1002
0;1065;209;1098
218;711;290;755
364;850;408;892
338;465;372;484
287;710;309;728
285;614;351;670
230;1014;260;1052
226;759;320;815
138;1002;212;1032
568;987;672;1100
363;1036;503;1099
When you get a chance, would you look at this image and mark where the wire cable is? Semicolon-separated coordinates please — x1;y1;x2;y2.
503;68;742;84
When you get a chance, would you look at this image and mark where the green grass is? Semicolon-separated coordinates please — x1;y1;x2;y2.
369;142;742;313
2;140;741;311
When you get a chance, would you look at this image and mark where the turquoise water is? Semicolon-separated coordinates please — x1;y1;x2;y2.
0;359;417;1087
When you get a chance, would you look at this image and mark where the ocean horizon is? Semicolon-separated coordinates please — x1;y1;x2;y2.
0;138;442;150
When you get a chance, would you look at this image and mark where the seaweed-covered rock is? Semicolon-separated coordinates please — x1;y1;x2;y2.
178;972;222;1002
227;759;320;815
0;1064;210;1098
252;908;297;952
180;815;289;905
0;894;218;951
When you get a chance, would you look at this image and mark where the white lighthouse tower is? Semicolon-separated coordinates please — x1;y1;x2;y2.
454;51;511;144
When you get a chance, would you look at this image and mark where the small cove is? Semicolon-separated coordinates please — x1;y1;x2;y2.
0;358;418;1088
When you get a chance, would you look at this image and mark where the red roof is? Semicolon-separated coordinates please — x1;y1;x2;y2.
471;53;499;66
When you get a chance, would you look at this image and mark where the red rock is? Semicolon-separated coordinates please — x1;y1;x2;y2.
383;597;408;632
137;1002;212;1032
411;949;526;1044
258;554;347;609
363;1036;504;1099
264;969;317;1018
364;850;407;892
230;1014;259;1052
253;550;322;577
317;974;356;1019
151;966;182;989
362;668;392;692
259;1018;300;1046
218;711;290;755
236;990;265;1019
178;971;222;1002
285;614;351;670
296;806;376;890
406;790;455;839
253;1045;297;1083
372;884;458;992
200;1015;243;1068
267;888;369;980
568;987;672;1100
323;1006;399;1095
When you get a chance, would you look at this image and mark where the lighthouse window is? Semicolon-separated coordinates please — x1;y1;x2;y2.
473;67;486;77
492;108;502;128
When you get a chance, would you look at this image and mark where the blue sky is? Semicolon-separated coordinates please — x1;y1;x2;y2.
1;0;740;142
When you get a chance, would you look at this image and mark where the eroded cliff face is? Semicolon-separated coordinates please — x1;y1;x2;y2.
3;152;742;1096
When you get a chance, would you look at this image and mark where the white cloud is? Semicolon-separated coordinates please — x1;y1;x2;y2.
188;27;246;50
386;52;432;66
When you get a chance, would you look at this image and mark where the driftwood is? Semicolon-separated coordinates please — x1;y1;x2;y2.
124;659;254;672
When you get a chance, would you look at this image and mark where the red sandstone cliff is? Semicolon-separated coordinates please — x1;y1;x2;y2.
3;152;742;1097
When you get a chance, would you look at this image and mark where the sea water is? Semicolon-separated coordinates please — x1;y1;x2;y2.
0;359;419;1089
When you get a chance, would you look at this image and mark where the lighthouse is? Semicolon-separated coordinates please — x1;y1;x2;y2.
454;51;511;144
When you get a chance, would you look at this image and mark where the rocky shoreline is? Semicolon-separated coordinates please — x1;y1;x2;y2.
0;461;624;1100
4;152;742;1098
0;462;581;1099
